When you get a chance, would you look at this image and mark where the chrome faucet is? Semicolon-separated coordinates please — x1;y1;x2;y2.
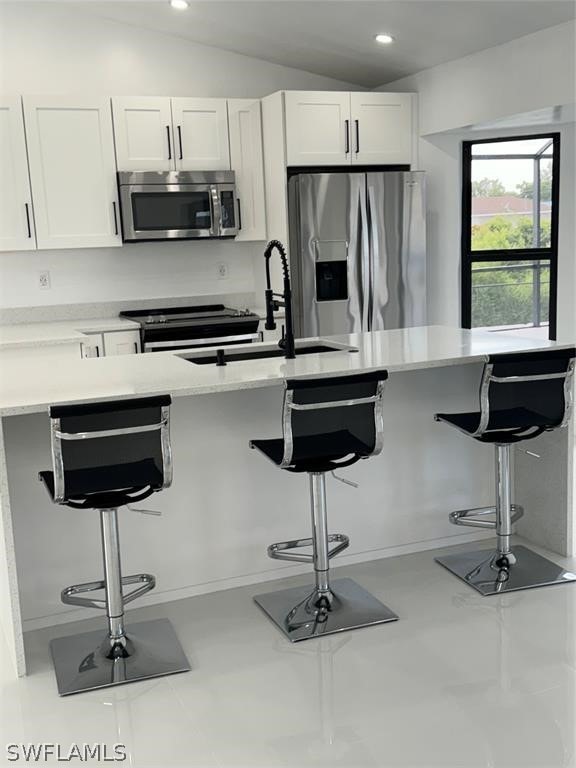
264;239;296;359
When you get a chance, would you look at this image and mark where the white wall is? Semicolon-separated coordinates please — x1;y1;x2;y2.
0;240;257;308
378;22;576;339
0;3;356;310
380;21;575;137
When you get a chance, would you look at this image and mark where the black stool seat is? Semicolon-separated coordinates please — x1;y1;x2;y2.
436;406;556;444
250;430;374;473
39;457;162;509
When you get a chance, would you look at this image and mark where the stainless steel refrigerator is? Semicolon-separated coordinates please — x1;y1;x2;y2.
288;171;426;338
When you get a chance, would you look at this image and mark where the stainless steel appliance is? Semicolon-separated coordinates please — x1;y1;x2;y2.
119;305;260;353
117;171;239;242
288;171;426;337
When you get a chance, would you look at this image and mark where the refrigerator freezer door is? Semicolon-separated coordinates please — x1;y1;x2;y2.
289;173;368;338
367;172;427;331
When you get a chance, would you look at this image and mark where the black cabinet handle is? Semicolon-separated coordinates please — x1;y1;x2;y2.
345;120;350;154
177;125;183;160
355;119;360;153
24;203;31;238
112;202;119;236
237;198;242;230
166;125;172;160
134;342;139;354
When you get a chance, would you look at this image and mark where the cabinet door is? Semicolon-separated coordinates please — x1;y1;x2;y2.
112;97;174;171
228;99;266;242
285;91;351;166
350;92;413;166
80;333;104;358
103;330;140;356
0;98;35;251
24;97;121;250
171;98;230;171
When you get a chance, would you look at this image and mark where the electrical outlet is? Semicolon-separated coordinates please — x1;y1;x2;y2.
217;262;229;280
38;271;51;290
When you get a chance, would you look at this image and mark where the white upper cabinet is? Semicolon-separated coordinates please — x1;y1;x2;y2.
112;97;231;172
283;91;414;167
228;99;266;242
350;92;413;165
171;98;230;171
24;96;121;250
285;91;351;166
112;97;174;171
0;98;35;251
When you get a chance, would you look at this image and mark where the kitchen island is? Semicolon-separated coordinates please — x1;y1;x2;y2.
0;325;574;676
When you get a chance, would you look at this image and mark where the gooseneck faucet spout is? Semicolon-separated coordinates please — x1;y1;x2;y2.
263;239;296;360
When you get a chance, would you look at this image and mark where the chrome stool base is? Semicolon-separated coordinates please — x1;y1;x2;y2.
254;577;398;642
435;545;576;596
50;618;191;696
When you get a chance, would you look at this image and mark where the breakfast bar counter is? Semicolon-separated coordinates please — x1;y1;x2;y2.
0;326;574;677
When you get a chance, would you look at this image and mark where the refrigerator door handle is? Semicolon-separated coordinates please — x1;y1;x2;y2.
366;181;389;332
359;178;371;332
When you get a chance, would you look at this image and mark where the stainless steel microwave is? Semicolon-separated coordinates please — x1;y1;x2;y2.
117;171;239;242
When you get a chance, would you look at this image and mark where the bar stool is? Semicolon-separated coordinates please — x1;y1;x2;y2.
250;371;398;642
39;395;190;695
434;348;576;595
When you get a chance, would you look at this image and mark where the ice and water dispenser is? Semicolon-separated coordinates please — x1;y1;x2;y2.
314;241;348;303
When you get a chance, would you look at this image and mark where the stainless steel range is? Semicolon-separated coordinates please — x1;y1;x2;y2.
119;305;261;353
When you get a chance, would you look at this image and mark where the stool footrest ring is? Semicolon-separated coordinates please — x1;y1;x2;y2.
61;573;156;610
268;534;350;563
448;505;524;530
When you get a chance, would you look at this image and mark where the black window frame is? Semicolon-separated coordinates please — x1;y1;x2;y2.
461;132;561;339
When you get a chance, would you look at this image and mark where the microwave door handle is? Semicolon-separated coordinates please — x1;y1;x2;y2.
209;187;222;236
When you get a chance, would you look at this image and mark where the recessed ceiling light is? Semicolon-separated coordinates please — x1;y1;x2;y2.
375;34;395;45
170;0;189;9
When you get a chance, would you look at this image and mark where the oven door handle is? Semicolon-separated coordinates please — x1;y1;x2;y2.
144;333;260;351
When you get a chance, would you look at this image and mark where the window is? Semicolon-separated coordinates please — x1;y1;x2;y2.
461;134;560;338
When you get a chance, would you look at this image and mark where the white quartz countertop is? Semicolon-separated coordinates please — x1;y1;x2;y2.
0;317;139;349
0;325;573;417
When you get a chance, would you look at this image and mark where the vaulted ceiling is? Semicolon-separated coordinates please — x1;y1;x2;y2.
70;0;575;87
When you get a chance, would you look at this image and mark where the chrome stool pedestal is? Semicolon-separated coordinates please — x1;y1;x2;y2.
254;472;398;642
435;445;576;595
51;507;189;696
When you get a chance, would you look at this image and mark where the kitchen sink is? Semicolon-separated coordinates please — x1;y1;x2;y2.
183;341;357;365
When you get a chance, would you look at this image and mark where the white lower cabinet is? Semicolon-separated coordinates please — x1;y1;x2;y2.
80;333;104;359
81;330;140;357
228;99;266;242
103;330;141;356
23;96;121;250
258;320;283;343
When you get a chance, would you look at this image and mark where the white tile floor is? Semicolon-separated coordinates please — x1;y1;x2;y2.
2;538;576;767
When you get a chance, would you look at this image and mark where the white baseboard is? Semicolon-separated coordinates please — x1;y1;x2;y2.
23;529;490;633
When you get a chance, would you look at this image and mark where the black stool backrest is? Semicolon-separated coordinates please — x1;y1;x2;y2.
280;371;388;468
475;348;575;436
49;395;172;502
